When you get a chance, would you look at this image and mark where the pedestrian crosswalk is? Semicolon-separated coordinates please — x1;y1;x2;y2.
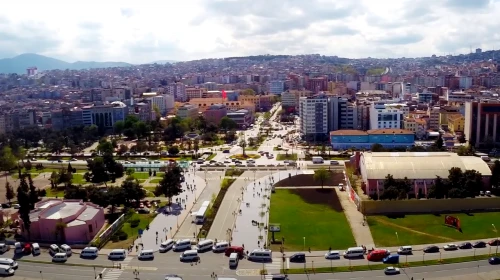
264;257;282;273
102;256;133;280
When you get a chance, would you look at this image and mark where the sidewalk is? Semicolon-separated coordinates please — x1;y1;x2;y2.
206;172;249;241
336;187;375;248
131;169;207;254
431;271;500;280
175;172;223;239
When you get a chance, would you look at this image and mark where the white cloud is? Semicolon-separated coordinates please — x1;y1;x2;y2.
0;0;499;63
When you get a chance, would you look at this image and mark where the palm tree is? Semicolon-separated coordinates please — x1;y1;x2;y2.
314;168;330;189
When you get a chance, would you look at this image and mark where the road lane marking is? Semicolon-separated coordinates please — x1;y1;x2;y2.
122;266;158;271
286;258;290;269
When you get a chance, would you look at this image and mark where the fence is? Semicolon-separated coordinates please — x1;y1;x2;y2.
344;170;361;210
92;214;125;248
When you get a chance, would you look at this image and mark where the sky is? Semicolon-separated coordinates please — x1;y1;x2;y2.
1;0;500;64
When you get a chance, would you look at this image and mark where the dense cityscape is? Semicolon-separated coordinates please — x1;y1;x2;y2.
1;47;500;280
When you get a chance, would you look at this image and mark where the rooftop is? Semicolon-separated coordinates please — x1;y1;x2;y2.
362;152;492;180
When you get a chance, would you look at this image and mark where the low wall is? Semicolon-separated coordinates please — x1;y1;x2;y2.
361;197;500;215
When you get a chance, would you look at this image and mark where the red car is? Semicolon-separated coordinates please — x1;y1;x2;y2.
224;246;244;257
489;239;500;246
367;249;390;262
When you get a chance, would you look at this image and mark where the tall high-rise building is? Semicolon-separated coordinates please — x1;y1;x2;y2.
299;94;328;141
269;80;284;94
464;100;500;147
167;82;187;102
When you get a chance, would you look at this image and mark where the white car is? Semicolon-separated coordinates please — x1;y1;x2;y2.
384;267;400;275
324;251;340;259
443;244;458;251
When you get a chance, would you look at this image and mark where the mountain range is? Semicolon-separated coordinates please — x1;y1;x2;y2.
0;54;177;74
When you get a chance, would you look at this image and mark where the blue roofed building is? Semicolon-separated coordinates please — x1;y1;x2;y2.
330;129;415;150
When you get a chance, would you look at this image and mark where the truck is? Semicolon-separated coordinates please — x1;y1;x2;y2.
312;156;324;164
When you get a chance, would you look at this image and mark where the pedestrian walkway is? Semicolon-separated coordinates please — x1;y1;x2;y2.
101;256;133;280
175;172;223;239
206;172;249;241
132;169;207;253
336;187;375;248
265;257;283;274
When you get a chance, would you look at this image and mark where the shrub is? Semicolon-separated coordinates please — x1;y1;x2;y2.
129;218;140;228
117;230;128;240
110;235;119;242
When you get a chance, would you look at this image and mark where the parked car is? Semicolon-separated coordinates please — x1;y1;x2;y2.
473;241;487;248
324;251;340;259
443;244;458;251
423;245;440;253
384;267;400;275
489;257;500;265
489;239;500;246
289;253;306;263
330;160;339;165
459;242;472;249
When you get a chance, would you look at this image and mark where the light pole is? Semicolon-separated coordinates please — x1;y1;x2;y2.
395;232;399;245
40;271;43;280
493;224;498;255
303;237;306;251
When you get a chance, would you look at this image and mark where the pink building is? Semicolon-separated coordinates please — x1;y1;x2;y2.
203;104;227;124
21;199;105;244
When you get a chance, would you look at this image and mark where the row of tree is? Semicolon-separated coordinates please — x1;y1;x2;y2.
379;167;485;200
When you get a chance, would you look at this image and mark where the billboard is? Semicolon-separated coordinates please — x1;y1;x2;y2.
444;215;461;230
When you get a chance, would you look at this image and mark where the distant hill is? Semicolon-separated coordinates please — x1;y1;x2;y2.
150;60;179;64
0;53;132;74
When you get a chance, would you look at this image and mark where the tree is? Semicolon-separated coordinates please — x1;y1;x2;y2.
435;134;444;150
314;168;330;189
168;146;180;156
219;117;238;131
17;175;31;237
64;184;88;200
239;139;247;156
121;179;146;207
462;170;483;197
154;164;184;206
114;120;125;136
27;174;39;209
0;147;18;173
97;139;114;155
86;157;109;183
5;182;14;203
428;176;448;199
193;140;200;157
491;160;500;188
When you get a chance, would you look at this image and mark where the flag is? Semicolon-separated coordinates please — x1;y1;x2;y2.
221;90;227;99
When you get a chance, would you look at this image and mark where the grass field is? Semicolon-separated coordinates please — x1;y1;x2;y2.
276;154;298;161
72;173;86;184
268;189;355;251
149;178;162;184
368;212;500;247
45;188;65;198
131;172;151;180
104;213;155;249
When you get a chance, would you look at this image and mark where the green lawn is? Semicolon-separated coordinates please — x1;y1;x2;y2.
131;172;151;180
206;153;217;160
72;173;86;184
276;154;297;161
104;213;155;249
268;189;355;251
45;188;65;198
368;212;500;247
149;178;162;184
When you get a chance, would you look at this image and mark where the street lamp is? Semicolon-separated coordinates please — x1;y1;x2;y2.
40;271;43;280
303;237;306;251
395;232;399;245
493;224;498;255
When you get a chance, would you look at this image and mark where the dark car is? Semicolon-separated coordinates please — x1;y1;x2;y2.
473;241;487;248
459;242;472;249
289;253;306;263
423;245;440;253
488;239;500;246
489;257;500;265
1;203;11;208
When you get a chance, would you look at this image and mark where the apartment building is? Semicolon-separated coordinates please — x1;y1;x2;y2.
51;108;84;130
281;91;297;110
428;106;441;130
403;117;427;139
176;104;199;119
328;96;358;131
238;94;273;111
299;94;328;140
0;114;6;135
269;80;284;94
188;98;255;114
82;102;129;129
447;114;465;134
167;82;187;102
464;100;500;147
204;104;227;125
185;87;208;99
369;102;405;129
146;94;174;115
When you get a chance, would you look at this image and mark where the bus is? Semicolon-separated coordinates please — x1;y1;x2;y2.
194;201;210;224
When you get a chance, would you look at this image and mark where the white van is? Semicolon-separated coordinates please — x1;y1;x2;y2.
343;247;365;258
173;239;192;251
80;247;98;258
108;249;127;260
0;244;9;254
229;252;239;268
248;249;272;261
49;244;59;255
60;244;72;256
14;243;22;254
180;250;199;262
0;264;14;276
52;253;68;262
0;258;18;269
397;246;413;255
212;241;229;253
31;243;40;255
138;249;154;260
196;240;214;252
159;239;175;253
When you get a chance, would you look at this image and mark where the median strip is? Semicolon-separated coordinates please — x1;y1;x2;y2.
274;254;494;275
17;259;114;269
